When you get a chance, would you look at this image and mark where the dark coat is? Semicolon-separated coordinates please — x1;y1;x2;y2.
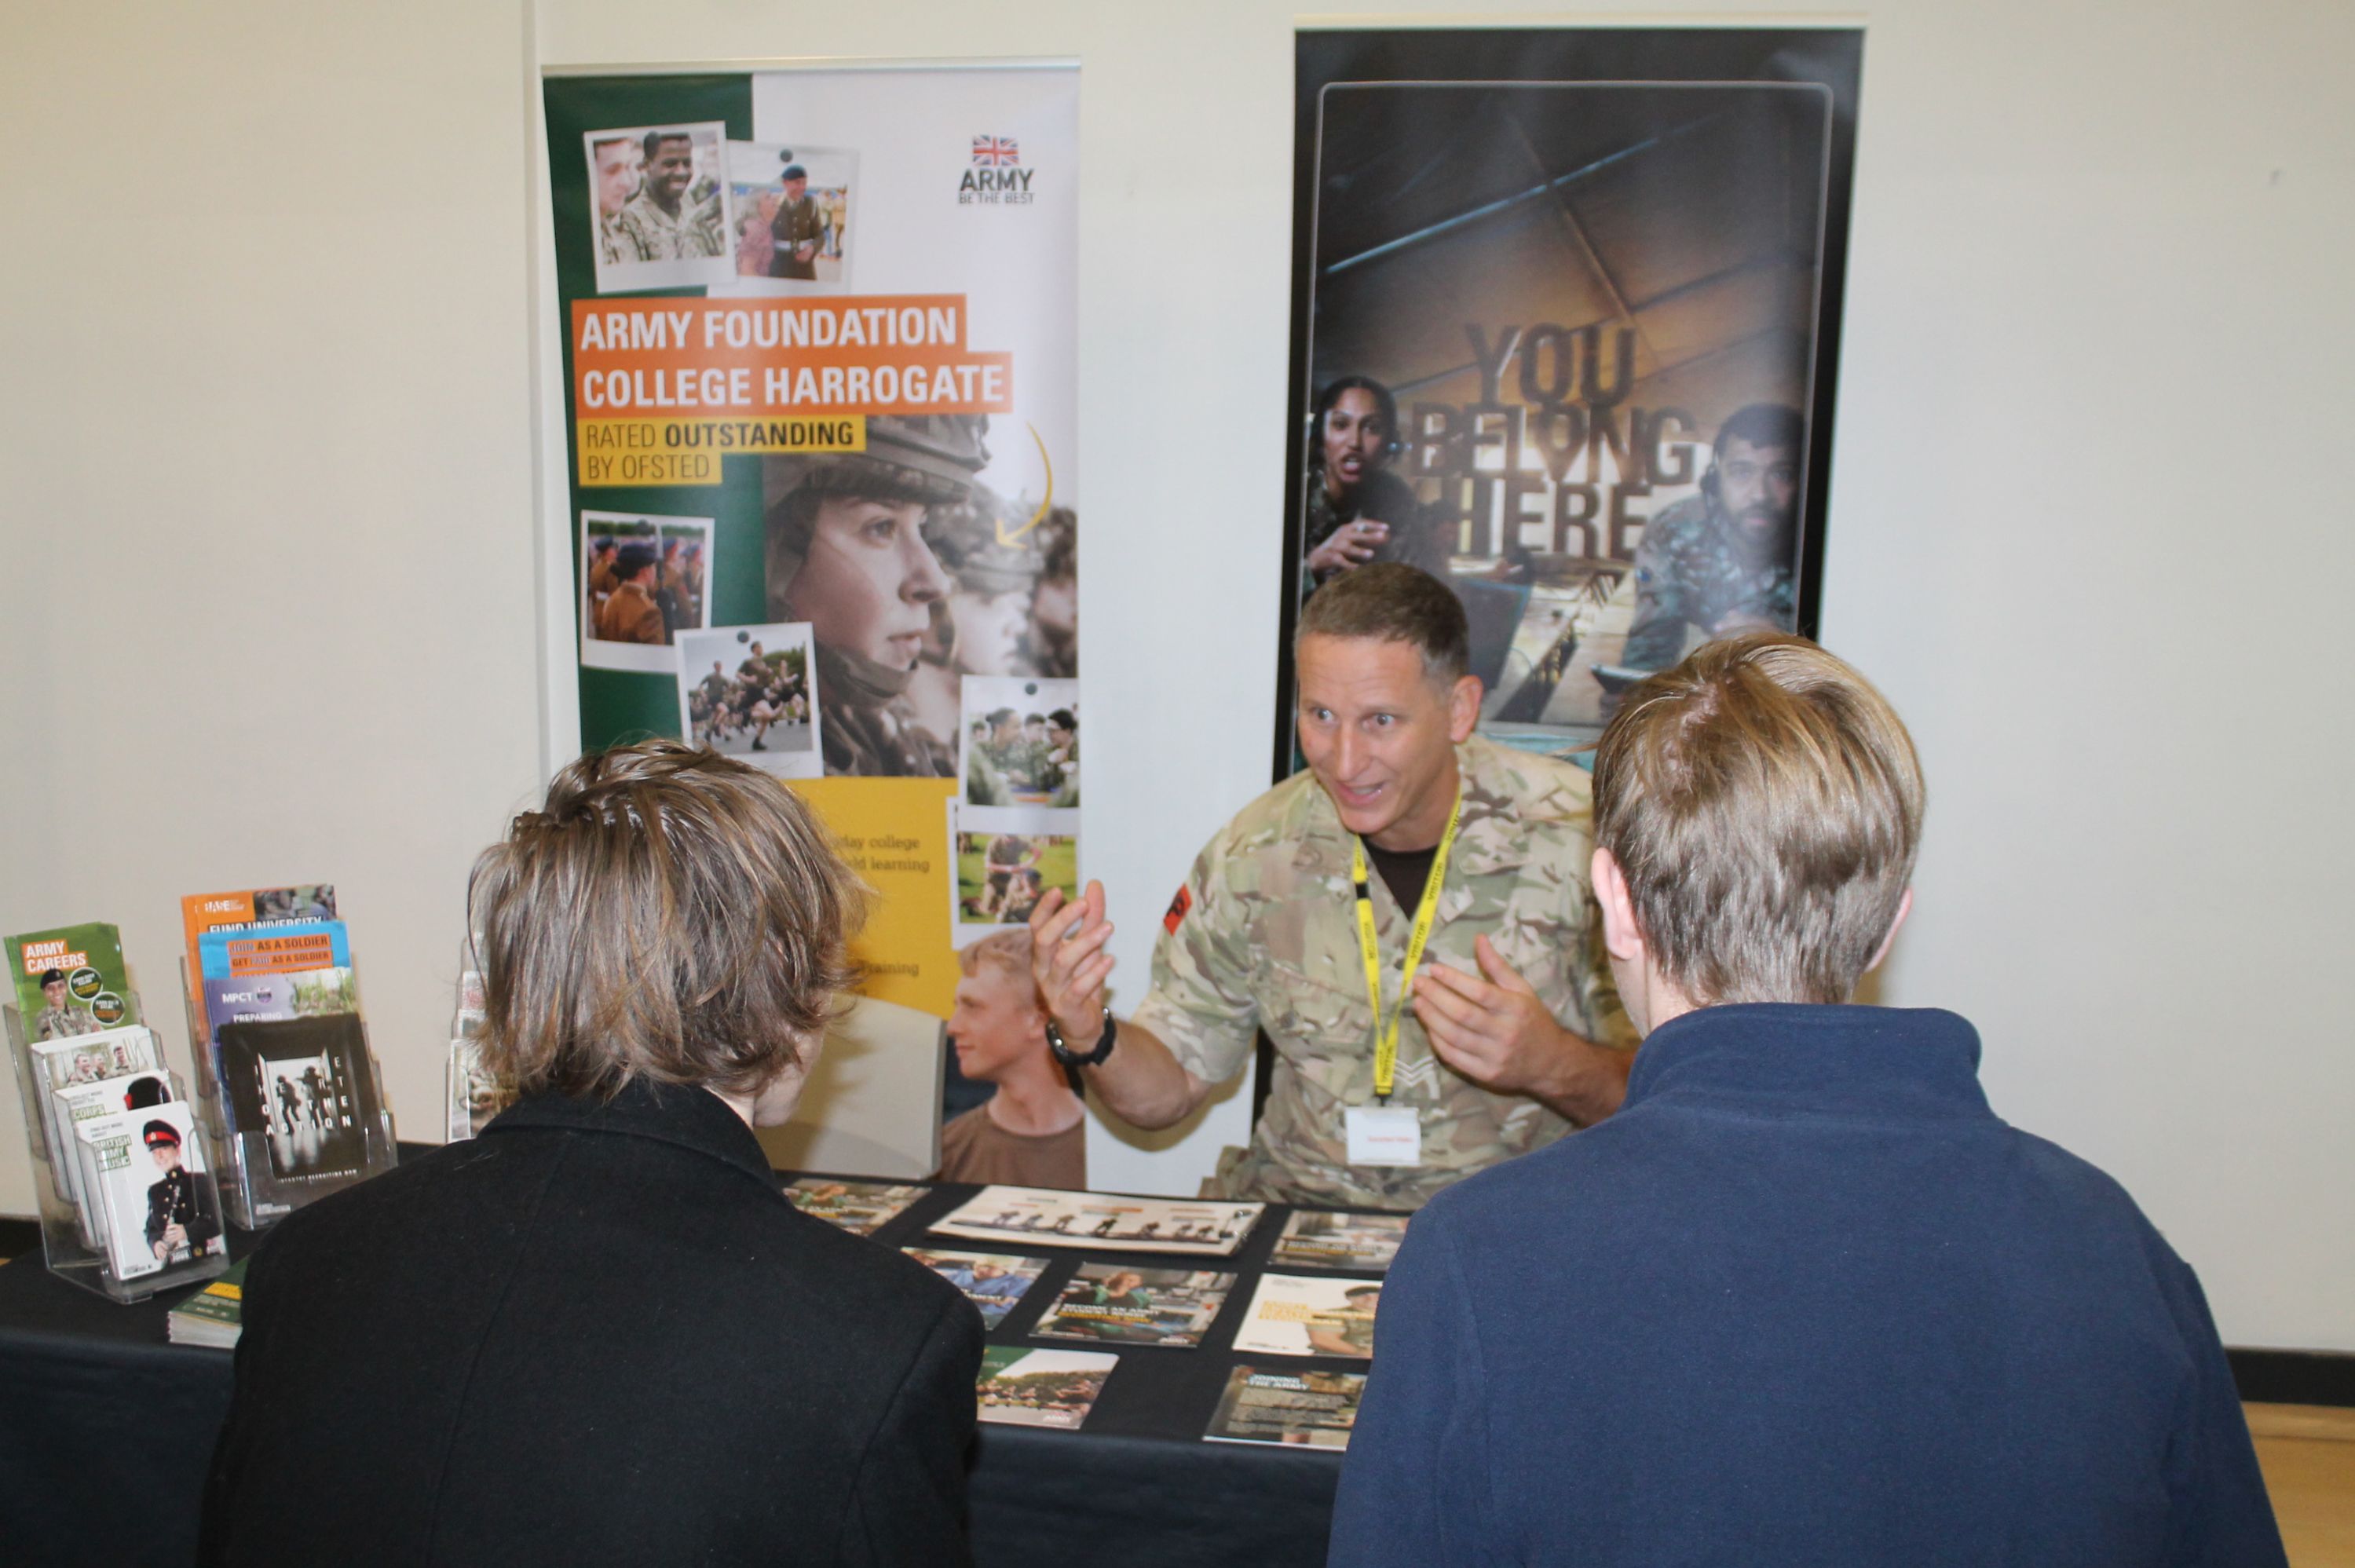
1331;1004;2286;1567
200;1076;982;1565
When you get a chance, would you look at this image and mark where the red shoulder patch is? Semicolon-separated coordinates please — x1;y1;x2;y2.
1163;886;1192;934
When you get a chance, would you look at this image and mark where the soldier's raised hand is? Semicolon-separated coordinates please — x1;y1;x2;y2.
1029;879;1115;1041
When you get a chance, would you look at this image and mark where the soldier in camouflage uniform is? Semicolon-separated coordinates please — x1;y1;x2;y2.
1622;403;1805;670
613;130;725;262
31;969;104;1041
768;163;825;281
1031;565;1633;1209
1299;377;1453;604
764;415;988;777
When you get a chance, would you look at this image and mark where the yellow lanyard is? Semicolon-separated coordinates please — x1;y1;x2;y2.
1351;791;1463;1106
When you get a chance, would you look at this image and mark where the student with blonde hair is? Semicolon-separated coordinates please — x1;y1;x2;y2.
203;741;983;1566
1333;633;2284;1566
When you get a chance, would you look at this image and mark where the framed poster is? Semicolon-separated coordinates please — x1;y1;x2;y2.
1278;27;1864;768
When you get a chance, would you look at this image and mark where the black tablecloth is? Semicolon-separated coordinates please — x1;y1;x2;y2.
0;1157;1369;1567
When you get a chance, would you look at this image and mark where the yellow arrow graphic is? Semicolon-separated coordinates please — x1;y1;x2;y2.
996;424;1052;546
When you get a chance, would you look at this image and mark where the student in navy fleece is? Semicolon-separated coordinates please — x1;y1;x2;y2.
1330;633;2284;1567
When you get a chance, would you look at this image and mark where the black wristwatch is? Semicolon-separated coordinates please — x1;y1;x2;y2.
1044;1007;1118;1068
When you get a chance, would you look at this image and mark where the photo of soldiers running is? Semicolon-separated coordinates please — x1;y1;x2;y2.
678;629;815;765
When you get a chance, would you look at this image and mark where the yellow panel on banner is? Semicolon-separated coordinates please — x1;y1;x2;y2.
793;777;958;1020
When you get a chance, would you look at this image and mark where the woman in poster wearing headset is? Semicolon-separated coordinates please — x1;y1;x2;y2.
762;415;990;777
1299;374;1451;600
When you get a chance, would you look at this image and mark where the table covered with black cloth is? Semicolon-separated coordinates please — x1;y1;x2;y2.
0;1157;1378;1566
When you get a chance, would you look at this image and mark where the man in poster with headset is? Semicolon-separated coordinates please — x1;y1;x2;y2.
1030;563;1633;1208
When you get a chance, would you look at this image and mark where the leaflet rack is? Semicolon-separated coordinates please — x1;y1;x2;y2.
185;958;398;1231
5;1000;233;1304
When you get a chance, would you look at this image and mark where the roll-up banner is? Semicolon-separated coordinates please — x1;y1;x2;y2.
543;65;1081;1033
1279;27;1863;769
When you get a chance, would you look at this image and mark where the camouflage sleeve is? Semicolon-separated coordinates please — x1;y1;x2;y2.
1620;522;1689;671
1129;834;1262;1088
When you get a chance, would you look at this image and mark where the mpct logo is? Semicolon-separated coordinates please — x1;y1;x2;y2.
960;133;1035;204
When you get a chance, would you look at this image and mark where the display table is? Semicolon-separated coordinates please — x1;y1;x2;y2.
0;1155;1366;1566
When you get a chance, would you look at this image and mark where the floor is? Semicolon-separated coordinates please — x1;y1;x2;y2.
3;1212;2346;1561
2250;1403;2355;1566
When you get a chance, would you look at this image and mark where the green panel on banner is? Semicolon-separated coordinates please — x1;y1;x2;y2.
543;75;753;751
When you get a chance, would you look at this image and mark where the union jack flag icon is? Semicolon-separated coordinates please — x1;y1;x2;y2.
971;135;1020;168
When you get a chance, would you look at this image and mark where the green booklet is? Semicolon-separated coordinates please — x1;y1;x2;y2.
5;923;139;1043
166;1257;248;1348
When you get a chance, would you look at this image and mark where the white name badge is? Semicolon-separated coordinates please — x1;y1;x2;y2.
1345;1105;1423;1168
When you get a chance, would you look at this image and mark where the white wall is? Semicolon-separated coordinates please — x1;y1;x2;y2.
3;0;2348;1354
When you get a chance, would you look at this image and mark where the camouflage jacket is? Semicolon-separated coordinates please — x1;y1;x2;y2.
613;190;726;261
1622;493;1797;670
33;1003;104;1042
1132;735;1634;1209
1300;469;1453;602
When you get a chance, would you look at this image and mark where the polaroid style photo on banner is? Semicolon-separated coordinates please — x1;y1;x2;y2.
676;623;822;779
949;799;1077;945
710;141;861;295
580;510;713;674
959;675;1077;808
583;122;733;294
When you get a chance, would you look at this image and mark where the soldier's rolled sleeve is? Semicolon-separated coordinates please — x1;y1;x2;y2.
1128;839;1261;1088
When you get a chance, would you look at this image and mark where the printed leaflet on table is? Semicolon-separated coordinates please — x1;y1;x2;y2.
1230;1273;1384;1359
1204;1365;1367;1450
976;1346;1117;1431
784;1177;926;1235
1033;1263;1235;1347
167;1257;250;1348
1268;1209;1408;1272
933;1186;1264;1255
902;1248;1048;1328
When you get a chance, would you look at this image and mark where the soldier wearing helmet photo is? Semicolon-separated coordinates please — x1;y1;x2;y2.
764;415;989;777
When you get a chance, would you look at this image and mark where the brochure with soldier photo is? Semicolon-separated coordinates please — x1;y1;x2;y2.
1033;1264;1237;1348
1268;1210;1410;1273
217;1013;382;1186
783;1177;927;1236
29;1025;165;1208
28;1026;167;1245
47;1066;174;1246
581;511;714;672
448;1038;515;1142
1230;1273;1384;1360
74;1100;224;1282
1204;1365;1367;1450
975;1346;1117;1431
934;1186;1264;1256
678;622;821;778
5;923;139;1043
960;676;1078;808
902;1248;1048;1329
